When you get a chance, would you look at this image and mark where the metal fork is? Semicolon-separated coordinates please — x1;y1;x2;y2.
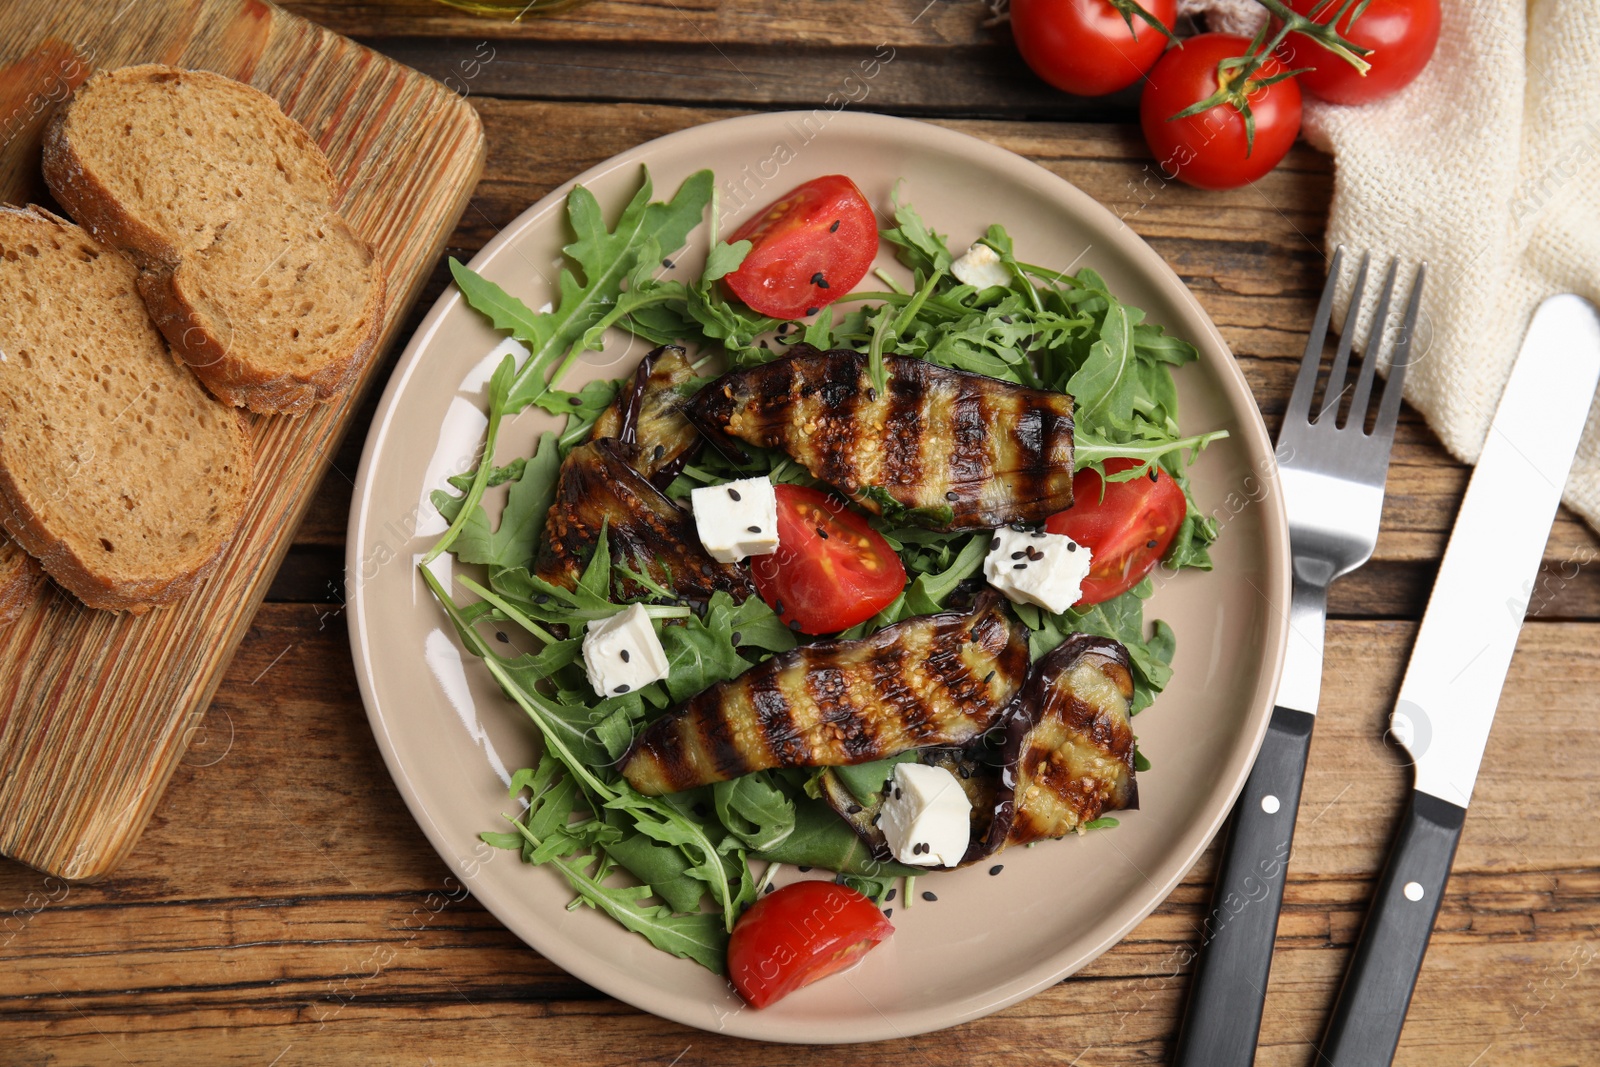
1171;248;1426;1067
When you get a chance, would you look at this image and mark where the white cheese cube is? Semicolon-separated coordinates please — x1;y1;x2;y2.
879;763;972;868
983;526;1093;615
690;476;779;563
582;603;670;699
950;243;1012;290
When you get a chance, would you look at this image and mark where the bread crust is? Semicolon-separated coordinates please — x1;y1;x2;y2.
40;64;385;418
0;539;47;625
0;205;255;614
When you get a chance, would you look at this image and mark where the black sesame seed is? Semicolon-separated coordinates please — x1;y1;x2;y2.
1011;551;1026;560
894;787;903;800
759;339;770;348
913;842;925;855
1013;562;1028;571
983;669;995;684
777;322;791;335
652;444;665;461
798;866;812;873
834;873;847;885
774;600;784;614
958;764;972;779
1147;539;1159;549
728;487;742;501
866;387;878;402
764;883;775;894
1026;547;1043;560
731;631;742;645
945;490;958;501
883;907;893;917
830;219;841;232
748;524;761;533
999;314;1013;324
789;619;803;631
805;306;819;316
662;257;676;269
535;594;551;605
922;891;938;902
811;272;828;287
495;631;509;643
1149;468;1159;482
1067;542;1077;552
701;564;714;576
620;649;631;662
614;684;631;694
568;396;582;406
816;526;829;539
846;803;862;814
989;864;1005;876
990;537;1001;550
885;887;898;902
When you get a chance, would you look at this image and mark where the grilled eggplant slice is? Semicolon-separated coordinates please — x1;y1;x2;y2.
978;634;1139;854
621;590;1029;795
534;438;753;603
686;344;1075;530
590;344;703;487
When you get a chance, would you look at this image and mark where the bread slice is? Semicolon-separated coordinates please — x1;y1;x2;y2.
0;534;45;624
0;205;253;613
41;65;385;416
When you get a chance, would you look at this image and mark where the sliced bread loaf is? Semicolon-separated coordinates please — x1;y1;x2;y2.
0;205;253;613
41;65;385;416
0;534;45;624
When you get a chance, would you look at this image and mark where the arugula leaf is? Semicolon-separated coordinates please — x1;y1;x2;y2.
712;772;796;852
448;432;563;574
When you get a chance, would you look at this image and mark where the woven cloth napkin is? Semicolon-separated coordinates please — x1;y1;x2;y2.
1180;0;1600;532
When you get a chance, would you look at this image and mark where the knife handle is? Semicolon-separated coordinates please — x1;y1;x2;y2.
1319;790;1466;1066
1171;705;1315;1067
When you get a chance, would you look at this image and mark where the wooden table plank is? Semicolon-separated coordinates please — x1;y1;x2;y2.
1;606;1596;1062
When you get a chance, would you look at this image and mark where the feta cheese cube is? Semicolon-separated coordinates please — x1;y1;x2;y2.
983;526;1093;615
690;476;779;563
582;603;670;699
879;763;972;868
950;243;1012;290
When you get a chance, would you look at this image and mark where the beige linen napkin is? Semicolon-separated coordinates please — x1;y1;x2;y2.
1180;0;1600;531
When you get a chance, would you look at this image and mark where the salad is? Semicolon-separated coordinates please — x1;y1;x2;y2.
421;167;1225;1007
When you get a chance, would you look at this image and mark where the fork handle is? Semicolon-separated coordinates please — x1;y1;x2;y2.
1170;705;1314;1067
1319;790;1465;1066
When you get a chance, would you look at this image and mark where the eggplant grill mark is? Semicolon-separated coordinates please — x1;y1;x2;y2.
752;669;807;768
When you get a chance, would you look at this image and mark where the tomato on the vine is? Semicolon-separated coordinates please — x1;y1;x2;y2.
722;175;878;321
751;485;907;635
1139;32;1303;190
1277;0;1439;105
727;880;894;1008
1044;458;1187;606
1011;0;1177;97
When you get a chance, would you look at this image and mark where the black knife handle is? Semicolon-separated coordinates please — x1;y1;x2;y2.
1171;705;1315;1067
1319;790;1466;1066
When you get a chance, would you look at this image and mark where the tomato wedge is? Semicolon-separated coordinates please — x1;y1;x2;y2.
723;175;878;321
728;880;894;1009
1044;458;1187;607
752;484;907;635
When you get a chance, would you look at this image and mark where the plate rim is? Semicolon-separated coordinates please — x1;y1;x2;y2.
347;109;1291;1043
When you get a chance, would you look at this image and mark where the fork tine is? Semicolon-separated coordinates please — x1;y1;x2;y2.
1284;246;1345;429
1373;263;1426;441
1319;252;1371;423
1347;258;1399;429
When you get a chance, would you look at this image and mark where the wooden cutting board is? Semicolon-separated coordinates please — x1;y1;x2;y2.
0;0;485;880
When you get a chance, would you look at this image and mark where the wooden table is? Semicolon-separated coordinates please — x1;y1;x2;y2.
4;3;1598;1063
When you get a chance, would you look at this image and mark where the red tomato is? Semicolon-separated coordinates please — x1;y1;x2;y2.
1277;0;1439;105
722;175;878;321
1139;33;1303;190
752;485;907;635
727;880;894;1008
1044;458;1187;606
1011;0;1177;97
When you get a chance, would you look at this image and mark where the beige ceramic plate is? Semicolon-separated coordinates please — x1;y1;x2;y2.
348;111;1289;1043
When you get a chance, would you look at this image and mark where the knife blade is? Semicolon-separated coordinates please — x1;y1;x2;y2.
1319;293;1600;1066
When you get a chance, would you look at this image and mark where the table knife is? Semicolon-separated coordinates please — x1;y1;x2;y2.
1318;293;1600;1065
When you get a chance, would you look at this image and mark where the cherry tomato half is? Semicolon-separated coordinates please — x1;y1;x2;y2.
728;880;894;1009
1277;0;1439;106
722;175;878;321
1044;458;1187;606
1139;33;1303;190
1011;0;1177;97
752;484;907;635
